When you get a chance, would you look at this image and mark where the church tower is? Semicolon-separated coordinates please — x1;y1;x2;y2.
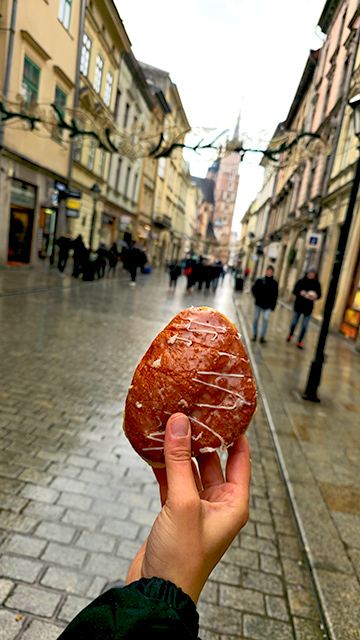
205;115;241;262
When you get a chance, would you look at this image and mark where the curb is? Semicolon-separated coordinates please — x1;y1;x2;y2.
233;294;332;640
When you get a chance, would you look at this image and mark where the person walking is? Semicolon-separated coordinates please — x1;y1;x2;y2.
107;242;119;277
126;243;141;286
56;234;72;276
287;267;322;349
168;261;181;290
251;265;278;343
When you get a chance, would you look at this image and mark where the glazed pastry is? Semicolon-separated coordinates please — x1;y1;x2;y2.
123;306;257;466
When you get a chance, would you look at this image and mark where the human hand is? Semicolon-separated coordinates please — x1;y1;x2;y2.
126;413;251;603
300;290;307;297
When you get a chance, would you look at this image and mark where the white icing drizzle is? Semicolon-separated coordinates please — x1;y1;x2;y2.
199;446;218;454
183;318;227;342
197;401;239;410
217;351;236;358
168;334;192;347
135;402;142;409
142;429;166;452
197;371;247;378
189;415;226;447
192;431;203;441
152;357;162;368
179;399;189;408
192;377;252;407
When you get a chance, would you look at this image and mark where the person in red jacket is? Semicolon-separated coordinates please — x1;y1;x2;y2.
287;268;322;349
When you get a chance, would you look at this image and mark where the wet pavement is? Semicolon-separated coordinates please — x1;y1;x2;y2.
0;266;355;639
234;287;360;640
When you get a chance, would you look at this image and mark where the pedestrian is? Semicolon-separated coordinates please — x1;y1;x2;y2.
126;243;141;286
72;235;87;278
57;413;251;639
184;257;196;292
95;243;108;279
212;261;223;292
107;242;119;277
168;260;181;290
251;265;278;343
56;234;72;276
287;267;322;349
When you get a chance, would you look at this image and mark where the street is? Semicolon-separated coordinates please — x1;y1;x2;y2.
0;268;357;639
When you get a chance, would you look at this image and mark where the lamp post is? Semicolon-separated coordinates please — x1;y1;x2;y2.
303;94;360;402
89;183;101;251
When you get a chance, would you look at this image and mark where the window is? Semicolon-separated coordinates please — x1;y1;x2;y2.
132;173;138;201
88;139;96;171
158;157;166;179
123;103;130;129
93;55;103;93
99;150;106;177
80;33;91;77
114;90;121;120
22;55;40;106
115;157;122;191
54;85;67;138
104;72;113;107
58;0;72;30
124;166;131;197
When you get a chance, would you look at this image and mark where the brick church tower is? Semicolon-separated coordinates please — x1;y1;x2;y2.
206;117;241;263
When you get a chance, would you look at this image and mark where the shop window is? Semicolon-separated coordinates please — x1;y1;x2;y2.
22;55;40;106
93;55;103;93
104;72;113;107
80;32;92;77
58;0;72;30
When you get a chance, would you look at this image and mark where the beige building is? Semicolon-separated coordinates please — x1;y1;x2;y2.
0;0;81;267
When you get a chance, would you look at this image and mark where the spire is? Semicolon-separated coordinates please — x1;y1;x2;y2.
232;112;241;143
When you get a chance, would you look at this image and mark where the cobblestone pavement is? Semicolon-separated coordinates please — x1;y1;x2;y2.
234;287;360;640
0;270;325;639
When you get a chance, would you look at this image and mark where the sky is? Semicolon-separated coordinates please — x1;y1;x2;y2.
118;0;327;233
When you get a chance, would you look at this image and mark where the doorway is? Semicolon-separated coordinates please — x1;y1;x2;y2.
8;208;34;264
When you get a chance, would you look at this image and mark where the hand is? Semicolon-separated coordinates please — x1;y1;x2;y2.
126;413;251;603
300;290;307;297
308;292;318;301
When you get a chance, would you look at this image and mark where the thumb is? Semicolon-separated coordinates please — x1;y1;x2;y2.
164;413;198;505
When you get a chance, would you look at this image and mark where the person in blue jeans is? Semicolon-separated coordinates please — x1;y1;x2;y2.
251;265;278;343
287;268;322;349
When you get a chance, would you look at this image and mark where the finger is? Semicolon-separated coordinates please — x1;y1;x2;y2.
197;450;224;489
164;413;199;505
153;467;167;506
226;435;251;491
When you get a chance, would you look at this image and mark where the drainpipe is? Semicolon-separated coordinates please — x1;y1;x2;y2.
67;0;86;189
0;0;18;149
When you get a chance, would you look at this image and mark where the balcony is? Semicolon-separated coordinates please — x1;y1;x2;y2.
153;214;172;230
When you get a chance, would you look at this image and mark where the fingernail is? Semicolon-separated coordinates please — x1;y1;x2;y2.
171;414;189;437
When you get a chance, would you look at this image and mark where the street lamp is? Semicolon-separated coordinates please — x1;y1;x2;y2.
89;183;101;251
303;93;360;401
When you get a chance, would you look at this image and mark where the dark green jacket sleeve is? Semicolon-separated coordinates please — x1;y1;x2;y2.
57;577;200;640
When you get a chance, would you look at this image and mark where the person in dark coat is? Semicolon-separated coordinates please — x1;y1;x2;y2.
107;242;119;277
95;243;108;279
251;265;278;343
125;243;142;286
56;413;251;640
287;267;322;349
56;234;72;275
184;257;196;292
72;235;87;278
168;261;181;290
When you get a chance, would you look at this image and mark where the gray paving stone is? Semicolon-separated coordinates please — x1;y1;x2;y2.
210;563;241;586
243;613;293;639
41;542;87;568
293;617;325;640
83;553;130;581
57;492;93;511
281;558;309;586
6;584;61;617
0;554;43;582
198;601;242;635
0;578;14;603
242;570;284;596
23;501;65;521
85;483;120;501
58;594;92;623
117;490;151;509
48;463;81;479
101;517;139;539
265;595;290;621
35;521;76;543
199;580;218;604
287;584;322;620
223;546;260;570
272;513;297;536
91;499;128;518
116;539;143;560
67;455;97;469
0;610;24;640
76;531;116;553
0;491;28;513
256;523;277;540
21;619;65;640
248;507;273;525
0;478;24;494
86;576;108;599
62;508;100;531
18;468;53;485
331;512;360;549
219;584;265;614
241;533;278;556
0;463;23;479
129;507;156;527
15;454;50;471
259;554;283;576
1;533;47;557
41;566;92;594
278;534;304;561
78;469;111;485
50;477;87;494
19;484;60;504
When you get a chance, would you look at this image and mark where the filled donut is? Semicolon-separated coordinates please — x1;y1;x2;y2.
123;306;257;466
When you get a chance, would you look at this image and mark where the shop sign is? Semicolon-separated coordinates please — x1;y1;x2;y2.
267;245;278;259
11;180;36;208
307;232;322;249
119;215;131;231
66;198;80;218
102;214;114;225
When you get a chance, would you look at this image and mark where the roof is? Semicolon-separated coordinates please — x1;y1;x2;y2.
318;0;341;34
283;49;320;129
190;177;215;204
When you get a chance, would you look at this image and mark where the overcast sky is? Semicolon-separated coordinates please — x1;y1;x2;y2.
118;0;327;232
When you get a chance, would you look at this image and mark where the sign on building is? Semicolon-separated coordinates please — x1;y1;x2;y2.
306;232;323;249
